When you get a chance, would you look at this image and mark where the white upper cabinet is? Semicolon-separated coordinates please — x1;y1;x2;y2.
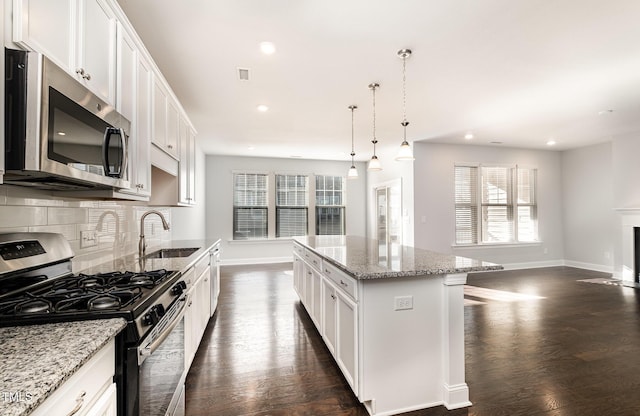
116;22;150;197
152;77;179;160
14;0;117;104
178;118;196;205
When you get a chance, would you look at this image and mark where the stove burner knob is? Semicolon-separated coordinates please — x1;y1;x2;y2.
171;281;187;296
142;305;163;326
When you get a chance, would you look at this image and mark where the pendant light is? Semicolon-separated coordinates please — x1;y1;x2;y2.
347;105;358;179
367;83;382;171
395;48;415;161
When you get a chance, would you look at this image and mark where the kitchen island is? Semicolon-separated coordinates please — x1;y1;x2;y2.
293;235;502;416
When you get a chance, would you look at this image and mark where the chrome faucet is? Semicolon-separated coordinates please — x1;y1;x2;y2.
139;210;170;257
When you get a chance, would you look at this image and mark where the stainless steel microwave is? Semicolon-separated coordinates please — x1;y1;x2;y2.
4;48;130;190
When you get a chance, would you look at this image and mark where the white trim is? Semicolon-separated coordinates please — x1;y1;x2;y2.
563;260;614;274
221;256;292;266
452;242;542;249
499;260;564;270
228;238;294;245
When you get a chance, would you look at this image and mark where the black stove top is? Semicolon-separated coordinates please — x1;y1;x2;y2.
0;269;171;315
0;233;187;343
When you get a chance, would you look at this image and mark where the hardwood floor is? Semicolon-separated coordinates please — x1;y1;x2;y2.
185;264;640;416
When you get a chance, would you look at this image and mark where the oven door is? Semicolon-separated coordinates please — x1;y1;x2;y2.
137;296;187;416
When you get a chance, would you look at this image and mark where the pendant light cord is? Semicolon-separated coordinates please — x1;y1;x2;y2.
370;83;378;156
350;105;356;164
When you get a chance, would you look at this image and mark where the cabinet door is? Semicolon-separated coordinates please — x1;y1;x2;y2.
322;278;337;355
337;291;358;391
210;248;221;316
178;118;189;204
13;0;75;72
184;290;195;369
77;0;116;103
134;53;152;195
312;268;322;327
85;383;117;416
166;99;180;159
152;78;168;150
200;266;211;337
293;254;303;298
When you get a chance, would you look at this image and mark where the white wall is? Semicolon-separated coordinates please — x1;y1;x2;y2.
561;142;615;272
412;142;564;268
171;144;207;240
205;155;367;264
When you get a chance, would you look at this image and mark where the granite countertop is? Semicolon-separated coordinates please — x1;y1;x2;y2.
72;238;222;275
294;235;503;279
0;318;127;416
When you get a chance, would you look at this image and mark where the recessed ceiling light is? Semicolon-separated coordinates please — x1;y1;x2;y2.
546;140;556;146
598;109;614;115
490;141;503;144
57;131;66;136
257;104;269;112
260;42;276;55
464;132;473;140
290;155;302;158
248;146;255;150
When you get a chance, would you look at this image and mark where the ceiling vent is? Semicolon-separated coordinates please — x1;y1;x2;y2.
237;67;250;81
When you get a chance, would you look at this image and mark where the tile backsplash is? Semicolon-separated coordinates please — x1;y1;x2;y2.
0;185;173;271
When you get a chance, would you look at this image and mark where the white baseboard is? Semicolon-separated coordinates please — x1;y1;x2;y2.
500;260;564;270
563;260;614;274
221;256;292;266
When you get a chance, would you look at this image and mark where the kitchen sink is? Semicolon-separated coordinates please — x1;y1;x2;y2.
144;247;199;259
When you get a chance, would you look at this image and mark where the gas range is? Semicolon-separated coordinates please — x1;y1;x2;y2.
0;232;191;416
0;233;186;343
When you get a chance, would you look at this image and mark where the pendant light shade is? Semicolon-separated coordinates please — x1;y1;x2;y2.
367;83;382;171
395;49;415;161
347;105;358;179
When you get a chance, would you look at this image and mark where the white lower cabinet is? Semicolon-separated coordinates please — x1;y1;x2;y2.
185;254;212;371
336;289;358;391
31;341;116;416
294;242;359;396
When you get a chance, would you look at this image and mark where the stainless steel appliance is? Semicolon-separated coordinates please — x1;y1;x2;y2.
0;233;188;416
4;48;130;190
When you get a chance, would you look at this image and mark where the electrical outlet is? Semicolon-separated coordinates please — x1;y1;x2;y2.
80;230;97;248
394;295;413;311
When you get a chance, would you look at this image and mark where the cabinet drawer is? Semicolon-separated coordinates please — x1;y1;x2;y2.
323;261;357;301
194;253;210;278
293;242;304;257
31;340;115;416
303;249;322;271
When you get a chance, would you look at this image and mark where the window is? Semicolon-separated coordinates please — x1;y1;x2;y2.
276;174;308;238
232;172;348;240
455;165;537;244
233;173;268;239
316;175;345;235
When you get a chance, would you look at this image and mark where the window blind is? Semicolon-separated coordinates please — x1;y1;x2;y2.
454;166;478;244
233;173;268;239
276;174;309;237
455;164;538;244
315;175;345;235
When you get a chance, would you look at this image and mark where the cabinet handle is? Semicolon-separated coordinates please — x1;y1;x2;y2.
340;280;348;287
167;144;173;149
66;391;86;416
331;294;336;300
75;68;91;80
205;278;209;282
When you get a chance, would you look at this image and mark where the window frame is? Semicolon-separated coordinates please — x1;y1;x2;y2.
454;163;538;246
232;171;348;241
315;175;346;235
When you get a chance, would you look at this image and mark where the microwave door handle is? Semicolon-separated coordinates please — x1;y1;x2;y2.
102;127;127;178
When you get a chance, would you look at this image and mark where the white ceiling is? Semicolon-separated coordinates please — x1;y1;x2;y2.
116;0;640;161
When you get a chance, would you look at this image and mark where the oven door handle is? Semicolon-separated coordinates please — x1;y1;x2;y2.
138;296;187;365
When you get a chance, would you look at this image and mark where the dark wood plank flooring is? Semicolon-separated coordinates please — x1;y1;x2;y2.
185;264;640;416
